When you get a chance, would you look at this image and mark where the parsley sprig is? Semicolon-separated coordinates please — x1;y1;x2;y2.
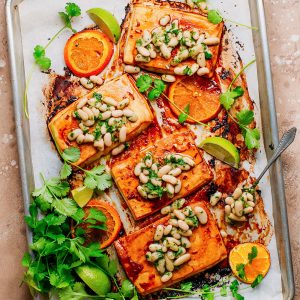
219;59;260;150
24;2;81;118
135;75;208;127
207;9;258;31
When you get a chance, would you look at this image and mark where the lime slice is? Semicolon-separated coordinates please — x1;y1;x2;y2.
71;186;94;208
76;265;111;296
87;8;121;43
199;137;240;169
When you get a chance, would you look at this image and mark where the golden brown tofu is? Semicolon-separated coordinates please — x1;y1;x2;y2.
111;131;213;220
123;4;223;77
48;75;154;166
114;202;227;295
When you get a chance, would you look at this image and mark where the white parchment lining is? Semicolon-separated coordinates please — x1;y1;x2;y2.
18;0;282;299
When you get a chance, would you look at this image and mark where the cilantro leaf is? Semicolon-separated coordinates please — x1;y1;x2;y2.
248;246;258;263
148;88;163;100
65;2;81;17
62;147;81;163
46;178;70;197
220;285;228;296
202;284;214;300
154;79;166;93
22;252;32;268
178;104;190;124
87;208;107;223
35;56;51;70
180;281;193;292
230;280;244;300
84;165;112;191
205;51;212;60
251;274;263;288
33;45;45;60
236;263;246;279
60;162;72;179
236;109;254;126
96;255;118;276
207;10;223;24
121;279;135;297
244;127;260;149
136;75;153;93
52;198;78;217
58;282;91;300
220;87;244;110
231;86;244;98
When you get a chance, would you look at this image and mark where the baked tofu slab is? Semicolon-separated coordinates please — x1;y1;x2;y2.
114;202;227;295
123;4;223;77
111;131;213;220
48;75;154;166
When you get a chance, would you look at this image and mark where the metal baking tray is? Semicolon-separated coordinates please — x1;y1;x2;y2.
5;0;295;299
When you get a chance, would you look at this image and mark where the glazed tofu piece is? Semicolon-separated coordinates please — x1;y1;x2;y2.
48;74;154;166
114;202;227;295
123;3;223;77
111;131;213;220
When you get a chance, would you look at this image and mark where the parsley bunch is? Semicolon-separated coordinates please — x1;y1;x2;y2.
207;9;258;31
219;59;260;150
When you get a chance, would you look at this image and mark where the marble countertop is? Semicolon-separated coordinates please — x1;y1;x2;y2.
0;0;299;299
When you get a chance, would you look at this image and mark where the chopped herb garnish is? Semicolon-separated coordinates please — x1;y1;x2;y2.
248;246;258;264
178;103;190;124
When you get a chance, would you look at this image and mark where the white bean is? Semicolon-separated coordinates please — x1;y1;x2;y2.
68;128;83;141
178;220;189;231
82;107;94;120
100;124;107;135
228;213;246;222
189;44;204;58
151;252;163;262
173;210;185;220
166;237;181;246
158;165;173;177
245;192;254;202
169;168;182;177
137;46;150;57
225;197;234;205
149;243;162;252
123;108;134;117
203;37;220;46
91;107;100;118
83;119;95;127
154;225;164;241
247;201;255;207
174;253;191;266
103;133;112;147
220;230;228;238
144;155;153;168
165;256;174;272
142;30;152;45
166;183;175;195
100;111;112;120
112;110;123;118
160;44;171;59
161;206;172;215
103;97;118;107
182;156;195;167
117;99;129;110
151;163;159;173
128;113;138;122
98;103;108;112
181;237;191;248
135;54;150;63
194;206;208;225
244;207;254;214
232;187;243;199
112;144;125;156
88;97;97;107
160;15;171;26
76;98;88;109
174;181;182;194
192;30;200;40
210;191;222;206
166;251;175;260
151;178;162;187
80;78;94;89
164;224;173;236
173;50;189;66
161;74;176;83
197;53;206;67
84;134;95;143
180;229;192;237
171;228;181;240
169;219;178;227
162;175;178;185
234;200;244;217
139;173;149;184
94;139;104;151
156;259;166;274
134;162;145;176
225;205;231;215
124;65;141;74
161;272;173;283
89;75;103;86
118;126;127;143
197;67;210;76
137;185;147;198
168;37;179;47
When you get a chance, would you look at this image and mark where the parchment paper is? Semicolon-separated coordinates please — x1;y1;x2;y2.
18;0;283;299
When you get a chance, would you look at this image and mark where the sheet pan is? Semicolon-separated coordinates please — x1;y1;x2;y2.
5;0;295;298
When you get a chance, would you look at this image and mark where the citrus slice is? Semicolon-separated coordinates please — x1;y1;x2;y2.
75;264;111;296
199;136;240;168
64;30;114;77
168;76;221;123
87;8;121;44
71;186;94;208
229;242;271;284
84;200;122;249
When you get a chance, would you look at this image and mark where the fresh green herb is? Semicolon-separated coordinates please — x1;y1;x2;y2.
219;86;244;110
136;74;153;93
243;127;260;150
24;3;82;118
230;280;244;300
180;281;193;292
164;155;186;167
62;147;81;162
220;285;228;296
202;284;214;300
84;165;112;191
236;109;254;126
251;274;263;288
93;92;103;101
207;9;258;30
183;66;193;76
236;263;246;280
178;104;190;124
248;246;258;264
204;51;212;60
136;39;143;47
146;182;165;198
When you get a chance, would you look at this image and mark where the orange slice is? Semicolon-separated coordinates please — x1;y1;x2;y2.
64;30;114;77
84;199;122;249
229;242;271;284
168;76;221;123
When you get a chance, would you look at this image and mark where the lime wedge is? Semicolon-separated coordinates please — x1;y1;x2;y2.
71;186;94;208
199;137;240;169
76;265;111;296
87;8;121;43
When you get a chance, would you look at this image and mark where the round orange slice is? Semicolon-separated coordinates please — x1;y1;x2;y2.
229;242;271;284
64;30;114;77
84;199;122;249
168;76;221;123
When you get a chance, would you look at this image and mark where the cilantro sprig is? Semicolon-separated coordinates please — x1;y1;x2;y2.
135;74;208;127
219;59;260;150
24;2;81;118
207;9;258;31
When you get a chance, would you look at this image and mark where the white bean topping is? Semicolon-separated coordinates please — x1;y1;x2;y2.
112;144;125;156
